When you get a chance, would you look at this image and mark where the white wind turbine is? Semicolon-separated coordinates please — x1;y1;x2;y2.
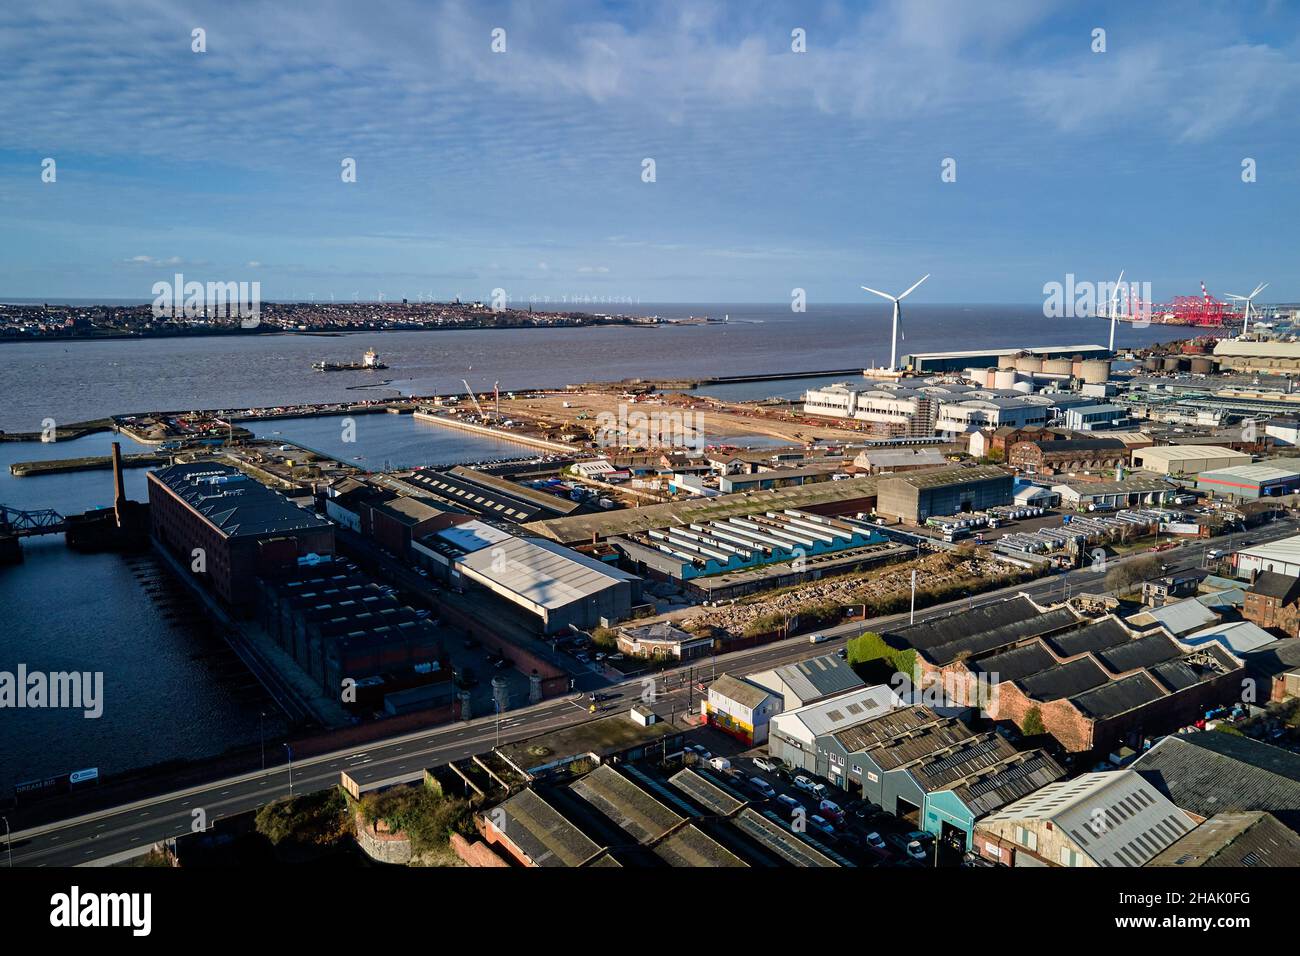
1226;282;1269;335
861;274;930;372
1106;269;1125;354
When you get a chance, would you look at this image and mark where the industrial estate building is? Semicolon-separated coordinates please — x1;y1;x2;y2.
875;465;1013;524
1130;445;1252;476
975;770;1195;867
1195;461;1300;500
148;462;336;612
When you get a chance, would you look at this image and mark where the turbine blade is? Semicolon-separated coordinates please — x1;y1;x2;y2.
897;274;931;300
860;285;896;302
1252;282;1269;298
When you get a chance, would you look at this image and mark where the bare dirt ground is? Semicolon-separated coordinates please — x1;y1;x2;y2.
505;390;866;446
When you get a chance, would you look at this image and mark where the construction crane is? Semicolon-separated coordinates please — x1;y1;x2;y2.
462;379;488;419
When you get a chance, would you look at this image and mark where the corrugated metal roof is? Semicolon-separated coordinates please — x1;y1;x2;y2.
456;535;637;610
982;770;1196;867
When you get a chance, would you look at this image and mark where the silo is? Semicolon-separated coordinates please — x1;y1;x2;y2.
1190;357;1215;375
1012;380;1033;394
1079;359;1112;384
997;354;1017;369
1015;353;1043;374
1162;357;1185;373
1042;358;1073;376
993;368;1020;389
1143;356;1161;372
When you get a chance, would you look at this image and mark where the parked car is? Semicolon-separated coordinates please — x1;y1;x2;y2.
752;756;781;773
818;799;845;824
776;794;801;813
748;777;776;799
904;840;928;861
808;633;829;645
809;814;836;837
810;781;828;798
864;831;887;850
793;775;817;793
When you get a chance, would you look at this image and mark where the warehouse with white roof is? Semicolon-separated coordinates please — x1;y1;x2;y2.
1130;445;1251;476
1236;534;1300;579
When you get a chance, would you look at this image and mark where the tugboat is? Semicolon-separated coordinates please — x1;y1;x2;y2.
313;348;387;372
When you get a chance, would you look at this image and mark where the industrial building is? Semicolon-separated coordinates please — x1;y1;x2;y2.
1146;811;1300;867
1212;338;1300;373
148;462;336;613
975;770;1195;867
257;562;447;702
811;704;1066;848
1008;437;1130;476
1235;534;1300;578
748;653;866;710
610;508;886;582
1051;475;1173;510
703;674;783;745
875;464;1013;524
1130;445;1252;476
888;595;1246;754
1130;733;1300;833
1195;461;1300;500
766;684;902;776
900;344;1110;374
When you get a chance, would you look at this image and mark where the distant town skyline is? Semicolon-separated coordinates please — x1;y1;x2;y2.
2;0;1298;303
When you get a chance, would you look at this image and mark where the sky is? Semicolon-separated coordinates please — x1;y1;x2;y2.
1;0;1298;305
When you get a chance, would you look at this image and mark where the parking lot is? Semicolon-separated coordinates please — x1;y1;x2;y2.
687;750;943;867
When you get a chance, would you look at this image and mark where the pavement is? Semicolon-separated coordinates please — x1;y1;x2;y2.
6;516;1294;866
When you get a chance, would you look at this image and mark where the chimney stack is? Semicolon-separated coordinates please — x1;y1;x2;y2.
111;441;126;527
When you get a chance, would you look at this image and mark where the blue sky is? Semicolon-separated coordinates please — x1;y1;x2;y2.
1;0;1298;304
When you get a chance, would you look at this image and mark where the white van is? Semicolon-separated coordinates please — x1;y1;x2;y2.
708;757;731;772
808;634;828;645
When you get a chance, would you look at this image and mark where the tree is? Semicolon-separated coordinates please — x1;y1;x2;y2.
1021;707;1046;737
1103;554;1162;594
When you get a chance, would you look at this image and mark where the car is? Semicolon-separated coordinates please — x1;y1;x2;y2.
747;777;776;799
793;775;817;793
836;647;847;660
864;831;887;850
906;830;935;845
808;633;828;645
773;767;793;782
751;756;781;773
776;794;801;813
818;799;844;823
808;814;836;837
810;781;828;798
904;840;928;861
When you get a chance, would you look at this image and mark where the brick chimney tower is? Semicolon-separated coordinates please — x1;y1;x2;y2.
111;441;126;527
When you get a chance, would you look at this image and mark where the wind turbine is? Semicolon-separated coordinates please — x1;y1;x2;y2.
1226;282;1269;335
1106;269;1125;354
861;274;930;372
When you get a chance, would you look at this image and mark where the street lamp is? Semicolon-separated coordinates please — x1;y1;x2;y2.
283;743;293;797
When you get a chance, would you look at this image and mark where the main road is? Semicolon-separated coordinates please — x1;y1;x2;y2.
6;518;1291;866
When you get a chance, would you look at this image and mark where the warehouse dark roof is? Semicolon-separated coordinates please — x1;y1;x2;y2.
972;642;1057;683
1242;637;1300;681
1095;633;1184;674
151;462;332;539
1133;734;1300;832
1146;811;1300;868
1017;657;1110;701
1019;437;1127;453
889;595;1079;662
831;705;947;753
945;749;1066;819
882;463;1011;491
491;789;605;867
1045;618;1133;658
1247;571;1300;604
1069;671;1167;719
